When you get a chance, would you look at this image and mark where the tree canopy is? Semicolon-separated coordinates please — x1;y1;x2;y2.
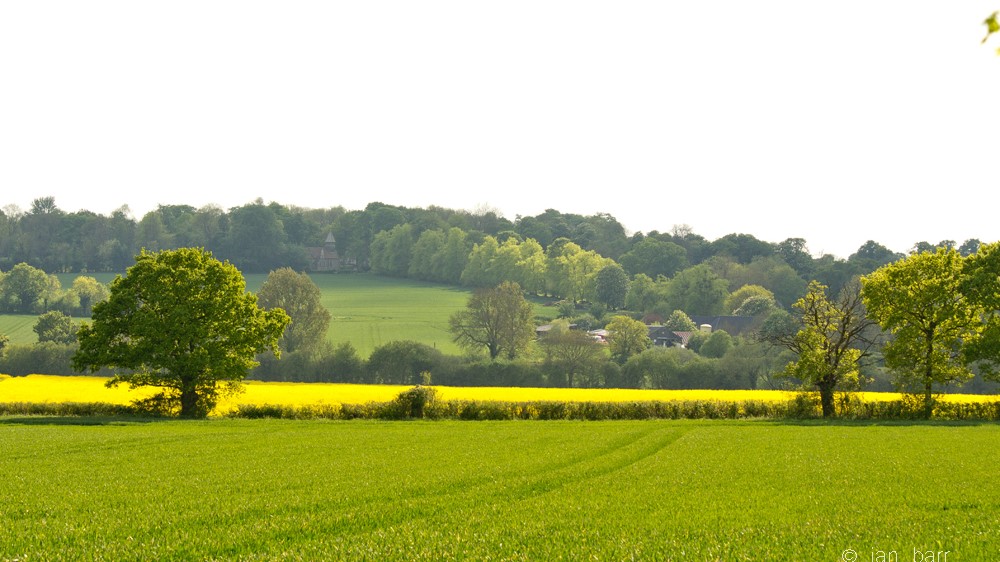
768;280;876;417
257;268;332;355
605;315;651;365
449;281;536;361
862;248;983;414
72;248;289;417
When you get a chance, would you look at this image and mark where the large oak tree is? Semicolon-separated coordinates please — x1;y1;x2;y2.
73;248;289;417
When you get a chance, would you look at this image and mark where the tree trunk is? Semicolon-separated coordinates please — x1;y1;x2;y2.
923;334;935;419
180;386;200;418
923;380;934;419
818;384;836;418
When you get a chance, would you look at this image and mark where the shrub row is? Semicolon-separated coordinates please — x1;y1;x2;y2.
0;401;159;417
5;392;1000;421
226;392;1000;422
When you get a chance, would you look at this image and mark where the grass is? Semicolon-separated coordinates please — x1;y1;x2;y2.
0;418;996;560
0;314;38;344
8;273;553;356
288;273;473;356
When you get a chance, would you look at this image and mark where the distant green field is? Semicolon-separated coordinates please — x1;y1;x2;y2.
0;418;995;560
0;315;37;344
5;273;554;357
245;273;473;356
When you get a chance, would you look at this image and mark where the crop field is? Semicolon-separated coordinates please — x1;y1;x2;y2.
3;375;995;416
0;418;996;560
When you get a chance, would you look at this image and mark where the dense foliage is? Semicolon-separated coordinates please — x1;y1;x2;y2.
3;196;998;405
72;248;290;417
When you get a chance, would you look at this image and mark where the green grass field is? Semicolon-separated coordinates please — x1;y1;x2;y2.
287;274;473;356
0;314;37;344
5;273;557;356
0;418;995;560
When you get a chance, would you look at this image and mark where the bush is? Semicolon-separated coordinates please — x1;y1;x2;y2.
389;385;438;419
367;341;444;385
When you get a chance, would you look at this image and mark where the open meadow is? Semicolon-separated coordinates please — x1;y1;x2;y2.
0;418;996;560
4;273;551;357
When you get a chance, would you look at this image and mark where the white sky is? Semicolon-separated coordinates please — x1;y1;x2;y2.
2;2;999;259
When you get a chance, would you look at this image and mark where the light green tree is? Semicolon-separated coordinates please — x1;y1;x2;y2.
724;284;775;314
1;263;49;313
768;280;876;417
70;276;109;316
663;310;697;332
431;227;470;284
370;224;414;277
733;295;778;317
516;238;547;295
625;273;668;315
73;248;290;417
460;235;500;287
605;315;651;365
959;241;1000;379
862;249;983;416
409;229;445;281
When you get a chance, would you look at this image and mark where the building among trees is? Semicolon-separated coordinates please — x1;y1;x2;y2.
307;233;354;272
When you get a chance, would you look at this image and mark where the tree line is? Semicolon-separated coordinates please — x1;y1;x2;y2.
1;195;979;283
2;196;997;419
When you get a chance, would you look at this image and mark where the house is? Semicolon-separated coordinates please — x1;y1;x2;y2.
647;325;684;347
307;233;356;272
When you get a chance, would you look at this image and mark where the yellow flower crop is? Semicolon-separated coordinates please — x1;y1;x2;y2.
0;375;993;415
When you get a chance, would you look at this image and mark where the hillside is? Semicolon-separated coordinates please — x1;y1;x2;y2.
4;273;554;358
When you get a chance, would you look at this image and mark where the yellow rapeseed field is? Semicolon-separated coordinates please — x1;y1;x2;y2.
0;374;994;415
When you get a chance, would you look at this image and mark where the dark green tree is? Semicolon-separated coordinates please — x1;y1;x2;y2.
698;330;732;359
367;340;443;385
594;263;629;310
33;311;78;344
257;268;331;355
666;265;729;316
618;237;687;279
539;325;606;387
449;281;535;360
73;248;289;417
